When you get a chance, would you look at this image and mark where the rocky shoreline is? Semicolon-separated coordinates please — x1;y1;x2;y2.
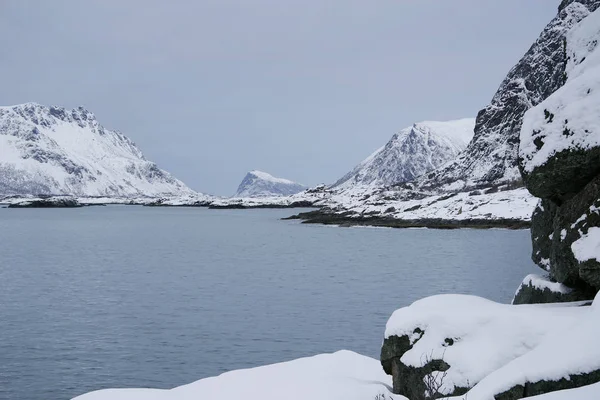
284;209;530;230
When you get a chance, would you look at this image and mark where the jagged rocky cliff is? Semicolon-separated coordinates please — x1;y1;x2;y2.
332;119;474;190
417;0;600;193
234;170;306;198
516;2;600;302
0;103;193;198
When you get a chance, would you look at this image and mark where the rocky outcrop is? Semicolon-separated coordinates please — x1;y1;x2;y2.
530;200;557;271
519;2;600;294
512;274;594;304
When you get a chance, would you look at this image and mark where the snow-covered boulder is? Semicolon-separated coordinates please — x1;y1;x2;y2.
512;274;594;304
332;119;474;190
463;292;600;400
380;294;587;398
0;103;195;198
72;351;400;400
234;170;306;198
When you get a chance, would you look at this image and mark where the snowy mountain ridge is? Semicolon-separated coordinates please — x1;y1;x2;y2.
332;118;475;190
234;170;306;198
0;102;194;198
415;1;600;193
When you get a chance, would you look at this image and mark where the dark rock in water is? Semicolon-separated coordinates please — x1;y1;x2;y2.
530;199;557;272
8;198;82;208
551;174;600;289
521;147;600;204
512;275;594;305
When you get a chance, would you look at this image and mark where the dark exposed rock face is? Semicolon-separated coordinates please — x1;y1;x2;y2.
530;199;557;271
551;175;600;288
495;369;600;400
512;276;594;305
521;147;600;203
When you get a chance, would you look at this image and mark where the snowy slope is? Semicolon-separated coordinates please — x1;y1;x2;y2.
0;103;194;197
234;170;306;198
333;119;474;190
325;187;537;223
72;351;399;400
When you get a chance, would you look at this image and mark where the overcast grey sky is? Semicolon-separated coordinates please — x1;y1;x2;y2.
0;1;559;196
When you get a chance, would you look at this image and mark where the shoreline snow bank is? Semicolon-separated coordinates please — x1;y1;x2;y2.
72;351;400;400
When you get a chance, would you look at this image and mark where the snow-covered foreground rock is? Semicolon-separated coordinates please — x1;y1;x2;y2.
0;103;194;198
381;294;590;398
234;170;306;198
461;292;600;400
333;119;474;190
73;351;400;400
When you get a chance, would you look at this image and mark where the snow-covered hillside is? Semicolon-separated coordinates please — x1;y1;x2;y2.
0;103;194;197
234;170;305;198
333;119;474;190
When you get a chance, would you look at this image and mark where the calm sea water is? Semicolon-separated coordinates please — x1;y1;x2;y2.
0;206;536;400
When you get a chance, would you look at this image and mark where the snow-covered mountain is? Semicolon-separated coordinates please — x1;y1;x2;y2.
415;0;600;193
0;103;194;197
332;119;475;190
234;170;306;198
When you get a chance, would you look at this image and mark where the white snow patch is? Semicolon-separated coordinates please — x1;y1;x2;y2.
571;227;600;262
72;351;401;400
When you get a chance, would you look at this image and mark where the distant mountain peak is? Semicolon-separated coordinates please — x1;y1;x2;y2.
234;170;305;198
332;118;475;190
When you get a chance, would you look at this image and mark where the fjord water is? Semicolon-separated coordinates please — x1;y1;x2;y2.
0;207;536;400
